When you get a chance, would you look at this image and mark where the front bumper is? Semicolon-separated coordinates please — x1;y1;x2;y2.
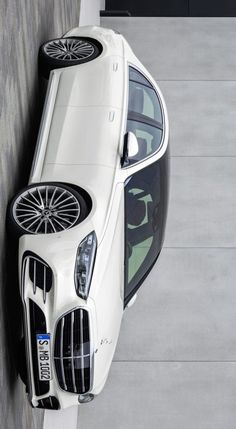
20;239;97;410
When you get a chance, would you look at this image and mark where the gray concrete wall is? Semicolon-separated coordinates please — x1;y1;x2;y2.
0;2;80;428
79;0;104;26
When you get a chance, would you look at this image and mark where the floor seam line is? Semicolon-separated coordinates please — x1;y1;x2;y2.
163;247;236;249
113;360;236;363
170;155;236;158
157;79;236;82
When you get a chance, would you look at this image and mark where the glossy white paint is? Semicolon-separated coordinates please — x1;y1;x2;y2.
18;26;169;409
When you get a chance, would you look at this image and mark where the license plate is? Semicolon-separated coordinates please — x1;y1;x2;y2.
36;334;52;381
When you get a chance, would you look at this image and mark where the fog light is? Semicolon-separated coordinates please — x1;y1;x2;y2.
78;394;94;404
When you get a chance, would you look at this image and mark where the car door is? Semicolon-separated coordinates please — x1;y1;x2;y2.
123;66;169;306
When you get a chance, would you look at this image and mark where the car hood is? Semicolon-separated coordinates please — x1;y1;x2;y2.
43;54;124;168
43;104;122;168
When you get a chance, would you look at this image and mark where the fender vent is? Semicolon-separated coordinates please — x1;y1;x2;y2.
27;254;53;302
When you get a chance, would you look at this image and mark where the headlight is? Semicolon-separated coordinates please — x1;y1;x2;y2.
74;231;97;299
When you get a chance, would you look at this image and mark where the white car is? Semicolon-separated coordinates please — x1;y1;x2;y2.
8;26;169;410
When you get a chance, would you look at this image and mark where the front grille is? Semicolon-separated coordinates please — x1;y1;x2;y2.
54;309;91;394
37;396;60;410
28;254;53;302
29;299;49;396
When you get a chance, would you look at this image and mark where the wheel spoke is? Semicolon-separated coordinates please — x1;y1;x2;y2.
37;188;44;208
27;217;42;231
57;209;78;212
28;190;41;205
45;186;49;206
35;219;44;233
21;195;42;209
17;213;39;218
57;212;77;218
54;201;79;210
52;190;66;206
48;217;56;233
54;214;73;225
49;186;58;207
52;195;74;208
21;214;40;225
52;217;66;230
16;208;38;213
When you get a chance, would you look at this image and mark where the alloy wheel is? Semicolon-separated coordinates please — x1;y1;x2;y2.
44;38;95;61
13;185;81;234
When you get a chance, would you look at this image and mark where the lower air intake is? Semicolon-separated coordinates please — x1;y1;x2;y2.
37;396;60;410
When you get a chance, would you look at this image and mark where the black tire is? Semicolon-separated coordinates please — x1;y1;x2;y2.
8;182;89;237
17;338;28;389
38;37;102;79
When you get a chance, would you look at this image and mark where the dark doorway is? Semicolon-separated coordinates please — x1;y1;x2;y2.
105;0;236;17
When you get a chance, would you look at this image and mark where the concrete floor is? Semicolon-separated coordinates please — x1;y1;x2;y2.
0;2;80;428
78;17;236;428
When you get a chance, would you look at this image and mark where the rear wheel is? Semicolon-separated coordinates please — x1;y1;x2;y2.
39;37;102;79
8;183;88;236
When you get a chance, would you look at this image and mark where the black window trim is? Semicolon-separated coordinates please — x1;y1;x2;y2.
129;76;152;90
129;66;153;89
128;110;163;130
128;66;163;127
121;64;165;170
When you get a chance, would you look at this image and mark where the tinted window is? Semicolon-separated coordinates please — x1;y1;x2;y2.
124;150;169;306
129;80;162;124
125;67;163;166
127;119;162;164
129;67;152;87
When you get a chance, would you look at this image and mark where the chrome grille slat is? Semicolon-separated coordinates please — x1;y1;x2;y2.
71;311;76;393
33;260;36;294
54;355;90;359
80;309;85;393
60;318;67;390
43;265;46;303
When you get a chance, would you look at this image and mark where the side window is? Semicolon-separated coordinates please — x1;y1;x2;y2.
126;67;163;165
124;151;169;306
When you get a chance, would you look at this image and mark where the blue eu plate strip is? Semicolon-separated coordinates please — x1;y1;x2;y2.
37;333;50;340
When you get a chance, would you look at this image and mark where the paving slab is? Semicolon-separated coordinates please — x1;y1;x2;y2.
165;156;236;247
114;248;236;361
102;17;236;80
159;81;236;156
44;406;78;429
79;362;236;429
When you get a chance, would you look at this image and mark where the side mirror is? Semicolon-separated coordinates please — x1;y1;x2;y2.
121;132;139;166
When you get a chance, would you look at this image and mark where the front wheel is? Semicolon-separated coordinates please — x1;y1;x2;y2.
8;182;88;236
38;37;102;79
